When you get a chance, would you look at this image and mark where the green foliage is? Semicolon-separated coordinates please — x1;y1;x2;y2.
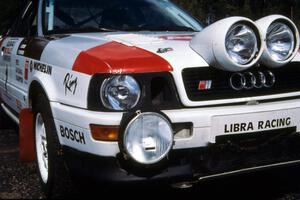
173;0;300;28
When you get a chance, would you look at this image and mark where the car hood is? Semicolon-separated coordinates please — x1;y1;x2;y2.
40;32;209;75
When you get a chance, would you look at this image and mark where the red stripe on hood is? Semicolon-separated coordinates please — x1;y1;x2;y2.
72;42;173;75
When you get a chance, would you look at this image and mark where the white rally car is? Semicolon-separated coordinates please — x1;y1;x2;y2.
1;0;300;196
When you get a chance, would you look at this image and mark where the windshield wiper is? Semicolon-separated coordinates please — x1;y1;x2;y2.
161;25;197;32
97;27;119;32
130;25;197;32
60;26;120;33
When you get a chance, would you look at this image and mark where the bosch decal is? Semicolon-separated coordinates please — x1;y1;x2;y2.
60;126;86;145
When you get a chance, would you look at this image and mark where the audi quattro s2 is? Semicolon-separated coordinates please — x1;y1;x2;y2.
1;0;300;197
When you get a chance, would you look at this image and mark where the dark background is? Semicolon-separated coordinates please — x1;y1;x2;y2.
0;0;299;35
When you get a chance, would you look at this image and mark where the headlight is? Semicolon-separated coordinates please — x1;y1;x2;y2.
123;113;173;165
100;75;141;111
266;22;294;61
226;24;258;65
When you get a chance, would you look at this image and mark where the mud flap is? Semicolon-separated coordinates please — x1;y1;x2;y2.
19;109;35;162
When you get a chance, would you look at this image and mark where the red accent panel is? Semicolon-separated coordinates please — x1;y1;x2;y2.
24;60;29;81
19;109;35;162
72;42;173;75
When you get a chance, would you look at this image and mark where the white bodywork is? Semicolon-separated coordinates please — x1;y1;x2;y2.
0;0;300;159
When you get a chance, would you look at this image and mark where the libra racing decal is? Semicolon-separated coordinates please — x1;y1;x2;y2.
224;117;292;133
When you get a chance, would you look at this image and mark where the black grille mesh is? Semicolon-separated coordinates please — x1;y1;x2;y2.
182;62;300;102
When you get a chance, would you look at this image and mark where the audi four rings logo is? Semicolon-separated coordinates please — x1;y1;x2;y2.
230;71;276;91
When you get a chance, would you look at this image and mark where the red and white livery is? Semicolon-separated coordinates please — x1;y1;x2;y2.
1;0;300;197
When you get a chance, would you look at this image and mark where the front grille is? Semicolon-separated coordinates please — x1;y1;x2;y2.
182;62;300;102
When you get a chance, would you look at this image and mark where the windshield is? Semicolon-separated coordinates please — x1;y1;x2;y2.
43;0;203;34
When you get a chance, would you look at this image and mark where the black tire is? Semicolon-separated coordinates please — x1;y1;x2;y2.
33;93;73;198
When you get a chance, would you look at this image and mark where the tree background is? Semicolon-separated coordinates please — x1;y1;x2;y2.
0;0;299;34
173;0;299;26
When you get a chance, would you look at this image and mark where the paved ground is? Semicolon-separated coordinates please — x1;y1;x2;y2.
1;118;300;199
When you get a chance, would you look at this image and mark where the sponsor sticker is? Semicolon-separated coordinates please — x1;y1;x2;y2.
16;99;22;110
17;39;27;56
157;47;174;54
16;67;24;83
224;118;292;133
63;73;78;95
59;125;86;144
212;110;296;137
6;40;16;47
3;47;13;62
30;60;33;72
33;61;52;75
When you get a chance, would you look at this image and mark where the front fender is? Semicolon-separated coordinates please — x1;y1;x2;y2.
28;63;91;109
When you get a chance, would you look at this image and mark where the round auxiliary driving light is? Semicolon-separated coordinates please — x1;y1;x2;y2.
226;24;258;65
267;22;295;62
190;17;263;72
256;15;300;68
123;113;173;165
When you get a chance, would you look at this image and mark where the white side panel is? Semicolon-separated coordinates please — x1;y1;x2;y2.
28;60;92;109
50;102;123;129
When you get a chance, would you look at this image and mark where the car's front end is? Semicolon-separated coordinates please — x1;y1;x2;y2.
32;0;300;188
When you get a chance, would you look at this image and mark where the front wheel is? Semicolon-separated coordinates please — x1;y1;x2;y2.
33;93;73;198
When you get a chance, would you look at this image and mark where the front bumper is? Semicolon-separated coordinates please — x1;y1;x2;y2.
63;127;300;183
50;98;300;157
50;98;300;182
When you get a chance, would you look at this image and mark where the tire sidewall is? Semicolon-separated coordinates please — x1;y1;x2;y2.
33;94;60;196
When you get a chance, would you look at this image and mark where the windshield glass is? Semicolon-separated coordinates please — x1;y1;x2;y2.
43;0;203;34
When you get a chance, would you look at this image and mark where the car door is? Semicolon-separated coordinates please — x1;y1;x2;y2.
0;36;8;102
3;1;38;114
0;29;23;112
